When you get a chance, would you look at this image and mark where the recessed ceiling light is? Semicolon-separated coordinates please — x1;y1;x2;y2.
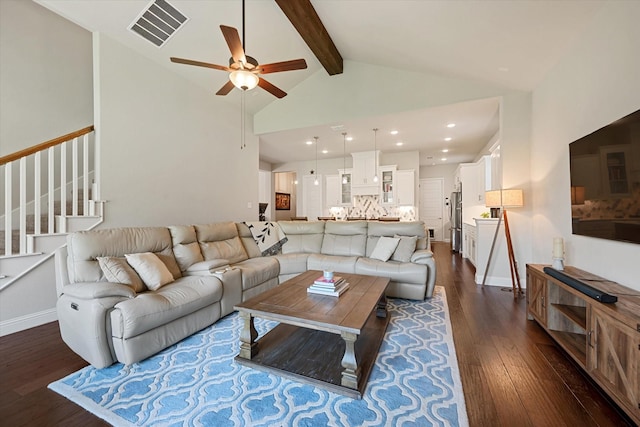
442;149;449;153
396;142;403;146
441;158;447;161
346;136;353;141
446;123;456;128
322;149;328;154
445;137;452;141
390;130;398;135
306;140;313;145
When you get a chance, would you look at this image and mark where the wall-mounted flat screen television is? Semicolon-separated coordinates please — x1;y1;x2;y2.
570;108;640;244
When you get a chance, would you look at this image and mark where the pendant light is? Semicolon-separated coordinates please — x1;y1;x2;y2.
372;128;379;183
314;136;319;186
342;132;348;184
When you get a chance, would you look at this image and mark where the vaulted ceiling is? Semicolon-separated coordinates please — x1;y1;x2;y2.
37;0;605;165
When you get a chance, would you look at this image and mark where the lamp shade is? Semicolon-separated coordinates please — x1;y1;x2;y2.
485;190;502;208
229;70;259;91
485;188;524;208
502;189;524;208
571;186;585;205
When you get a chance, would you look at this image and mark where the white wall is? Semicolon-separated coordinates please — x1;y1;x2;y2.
0;1;93;332
95;33;259;228
531;2;640;289
0;0;93;156
420;164;458;194
420;164;458;234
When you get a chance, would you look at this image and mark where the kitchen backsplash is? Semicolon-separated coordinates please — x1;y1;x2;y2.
329;195;416;221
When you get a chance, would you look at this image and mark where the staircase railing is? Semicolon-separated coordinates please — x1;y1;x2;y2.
0;125;97;256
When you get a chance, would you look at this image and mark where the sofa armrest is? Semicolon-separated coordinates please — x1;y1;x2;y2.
184;259;230;275
61;282;136;299
410;249;434;264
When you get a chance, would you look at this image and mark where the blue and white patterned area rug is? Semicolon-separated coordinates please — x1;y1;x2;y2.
49;286;468;426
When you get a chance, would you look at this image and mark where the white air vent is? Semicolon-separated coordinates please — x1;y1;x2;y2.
129;0;188;48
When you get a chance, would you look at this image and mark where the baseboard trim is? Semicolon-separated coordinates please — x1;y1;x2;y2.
0;308;57;337
475;273;527;288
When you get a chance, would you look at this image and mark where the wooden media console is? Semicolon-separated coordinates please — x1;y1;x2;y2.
527;264;640;425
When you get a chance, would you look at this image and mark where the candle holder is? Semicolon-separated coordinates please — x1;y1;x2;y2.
552;256;564;270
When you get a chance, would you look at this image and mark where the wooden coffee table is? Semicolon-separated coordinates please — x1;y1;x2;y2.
234;270;390;398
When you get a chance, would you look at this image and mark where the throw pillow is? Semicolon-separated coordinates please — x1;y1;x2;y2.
392;235;418;263
97;256;146;293
370;236;400;262
125;252;174;291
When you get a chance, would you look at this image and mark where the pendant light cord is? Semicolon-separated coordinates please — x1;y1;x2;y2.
240;90;246;149
373;128;379;182
342;132;347;184
314;136;319;185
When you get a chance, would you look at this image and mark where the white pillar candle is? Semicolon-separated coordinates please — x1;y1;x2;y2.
553;237;564;258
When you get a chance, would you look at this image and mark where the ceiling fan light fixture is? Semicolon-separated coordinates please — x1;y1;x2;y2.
229;70;259;91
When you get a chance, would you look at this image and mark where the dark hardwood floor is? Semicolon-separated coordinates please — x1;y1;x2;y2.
0;242;633;426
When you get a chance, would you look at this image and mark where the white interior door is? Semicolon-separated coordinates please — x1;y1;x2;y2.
419;178;444;241
302;175;323;220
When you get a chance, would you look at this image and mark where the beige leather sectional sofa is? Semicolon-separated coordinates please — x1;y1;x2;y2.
55;220;435;368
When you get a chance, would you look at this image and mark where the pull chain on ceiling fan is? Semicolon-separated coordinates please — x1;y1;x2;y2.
169;0;307;98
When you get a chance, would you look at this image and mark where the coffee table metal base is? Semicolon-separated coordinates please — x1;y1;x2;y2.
235;309;390;399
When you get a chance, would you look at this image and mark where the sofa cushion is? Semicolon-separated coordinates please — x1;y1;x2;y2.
110;276;223;339
320;221;367;257
233;257;280;291
370;236;400;261
125;252;175;291
66;227;181;284
391;235;418;263
279;221;325;254
236;223;262;258
308;254;359;274
195;222;248;264
366;221;427;256
97;256;146;293
273;253;310;276
355;257;427;285
169;225;204;271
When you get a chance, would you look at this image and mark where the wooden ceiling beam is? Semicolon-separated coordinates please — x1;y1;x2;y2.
275;0;343;75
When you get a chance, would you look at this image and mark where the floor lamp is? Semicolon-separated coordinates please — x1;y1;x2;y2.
482;189;524;299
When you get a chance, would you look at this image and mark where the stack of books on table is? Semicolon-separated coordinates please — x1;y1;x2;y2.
307;276;350;297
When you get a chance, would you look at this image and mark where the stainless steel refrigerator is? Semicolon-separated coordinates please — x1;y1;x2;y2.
449;190;462;252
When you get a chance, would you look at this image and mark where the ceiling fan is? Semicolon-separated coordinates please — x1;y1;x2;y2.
169;2;307;98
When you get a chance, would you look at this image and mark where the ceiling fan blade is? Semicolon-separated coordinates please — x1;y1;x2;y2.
216;80;235;96
258;78;287;99
220;25;246;65
258;59;308;74
170;57;231;72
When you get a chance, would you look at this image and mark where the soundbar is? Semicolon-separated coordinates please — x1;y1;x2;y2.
543;267;617;303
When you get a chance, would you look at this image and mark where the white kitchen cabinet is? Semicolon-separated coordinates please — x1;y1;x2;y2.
462;222;476;266
379;165;397;206
473;218;511;286
351;151;380;195
396;169;415;206
338;169;353;206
